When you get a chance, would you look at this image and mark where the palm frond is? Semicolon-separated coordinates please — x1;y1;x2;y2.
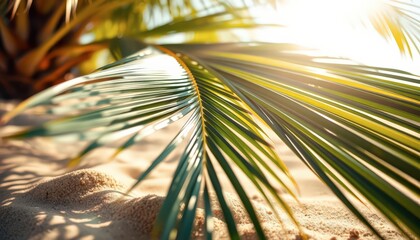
111;0;420;57
168;42;419;238
92;0;280;43
1;45;302;239
370;0;420;57
3;42;419;238
2;1;419;238
137;7;269;39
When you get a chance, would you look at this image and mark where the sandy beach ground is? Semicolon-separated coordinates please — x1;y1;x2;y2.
0;101;404;239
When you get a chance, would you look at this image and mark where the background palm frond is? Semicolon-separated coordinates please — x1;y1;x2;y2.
2;0;419;99
369;0;420;57
1;0;277;98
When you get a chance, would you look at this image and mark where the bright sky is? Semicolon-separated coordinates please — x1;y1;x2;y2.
254;0;420;75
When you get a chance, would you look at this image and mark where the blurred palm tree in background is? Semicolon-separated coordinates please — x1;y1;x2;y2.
0;0;273;98
1;0;106;98
1;0;419;239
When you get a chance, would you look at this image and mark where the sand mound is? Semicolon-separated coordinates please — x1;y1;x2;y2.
0;168;162;240
24;169;124;204
0;168;286;239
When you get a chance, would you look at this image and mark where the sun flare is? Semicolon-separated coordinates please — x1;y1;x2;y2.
263;0;420;74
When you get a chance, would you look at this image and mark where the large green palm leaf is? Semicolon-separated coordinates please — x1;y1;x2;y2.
2;0;420;239
1;46;301;239
2;43;419;239
174;43;419;235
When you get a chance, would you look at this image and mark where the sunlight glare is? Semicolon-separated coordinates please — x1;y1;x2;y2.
262;0;420;75
281;0;385;48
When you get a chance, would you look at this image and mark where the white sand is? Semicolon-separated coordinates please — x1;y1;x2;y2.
0;101;404;239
